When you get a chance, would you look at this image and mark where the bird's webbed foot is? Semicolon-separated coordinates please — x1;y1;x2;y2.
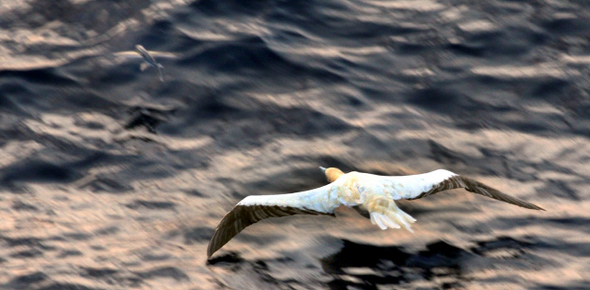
364;195;416;232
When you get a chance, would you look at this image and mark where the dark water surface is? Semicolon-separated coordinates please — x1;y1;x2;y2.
1;0;589;289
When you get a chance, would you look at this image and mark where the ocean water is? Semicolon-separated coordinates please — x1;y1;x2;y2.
0;0;589;289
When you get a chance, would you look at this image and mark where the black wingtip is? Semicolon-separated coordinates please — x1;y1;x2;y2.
207;234;220;259
517;200;545;211
459;176;546;211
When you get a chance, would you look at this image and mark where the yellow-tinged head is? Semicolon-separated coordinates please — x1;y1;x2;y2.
320;166;344;183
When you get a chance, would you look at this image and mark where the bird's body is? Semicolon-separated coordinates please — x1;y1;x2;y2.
207;167;544;258
135;45;165;81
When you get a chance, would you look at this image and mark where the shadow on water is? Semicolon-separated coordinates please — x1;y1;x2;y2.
207;235;554;289
206;239;471;289
320;239;471;290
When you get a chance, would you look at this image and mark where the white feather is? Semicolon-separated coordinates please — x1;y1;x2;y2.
394;213;412;232
237;183;339;214
379;214;401;229
372;213;388;230
356;169;458;200
370;212;378;225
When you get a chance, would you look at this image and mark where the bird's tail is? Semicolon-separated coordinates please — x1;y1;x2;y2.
365;195;416;232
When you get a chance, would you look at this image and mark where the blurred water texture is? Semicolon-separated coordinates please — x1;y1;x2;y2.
0;0;589;289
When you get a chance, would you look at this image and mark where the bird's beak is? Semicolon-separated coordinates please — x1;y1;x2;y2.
319;166;327;173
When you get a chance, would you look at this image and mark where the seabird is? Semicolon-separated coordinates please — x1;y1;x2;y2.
135;45;165;82
207;167;544;258
113;45;167;81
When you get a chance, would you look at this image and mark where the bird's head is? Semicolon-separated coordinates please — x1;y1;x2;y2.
319;166;345;183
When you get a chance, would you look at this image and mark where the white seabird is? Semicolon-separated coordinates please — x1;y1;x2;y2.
114;45;173;82
135;45;165;82
207;167;544;258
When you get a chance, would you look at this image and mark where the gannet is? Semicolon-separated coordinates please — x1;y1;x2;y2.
116;45;166;81
207;167;544;258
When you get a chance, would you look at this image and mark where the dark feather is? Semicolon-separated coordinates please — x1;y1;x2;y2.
352;205;370;219
207;204;333;258
410;175;545;211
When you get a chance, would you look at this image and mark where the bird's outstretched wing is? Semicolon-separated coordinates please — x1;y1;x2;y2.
207;184;338;258
113;51;178;59
377;169;544;210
